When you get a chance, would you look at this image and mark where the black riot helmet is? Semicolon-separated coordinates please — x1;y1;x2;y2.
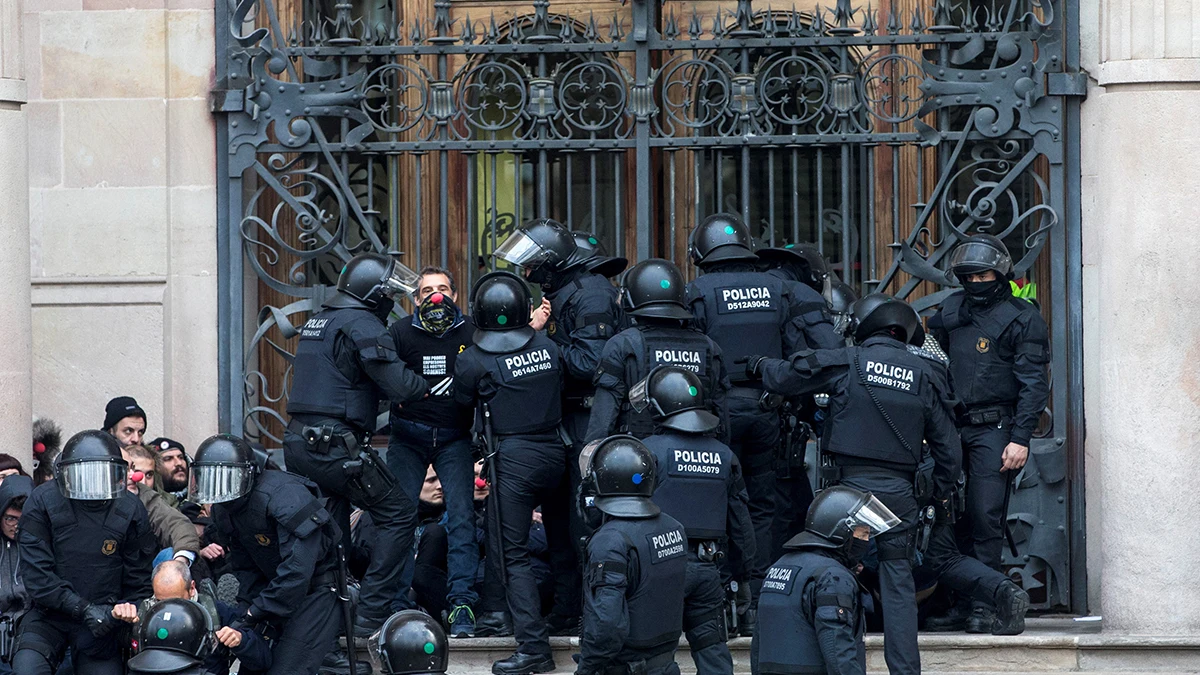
325;252;421;311
189;434;258;504
127;599;214;675
757;244;830;296
494;218;578;285
851;293;920;345
620;258;692;321
689;213;758;267
628;366;719;434
565;232;629;279
368;610;449;675
829;279;858;338
783;486;900;552
586;435;659;519
948;234;1013;281
469;271;536;354
56;430;127;501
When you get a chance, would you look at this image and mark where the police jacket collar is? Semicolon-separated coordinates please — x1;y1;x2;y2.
859;335;906;350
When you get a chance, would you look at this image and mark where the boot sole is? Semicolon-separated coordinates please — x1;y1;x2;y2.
491;659;556;675
992;589;1031;636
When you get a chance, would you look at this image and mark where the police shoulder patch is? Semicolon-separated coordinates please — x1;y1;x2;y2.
101;539;118;556
976;337;990;353
762;565;799;594
647;527;686;564
255;534;272;547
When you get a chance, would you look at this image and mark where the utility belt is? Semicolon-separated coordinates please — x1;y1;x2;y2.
776;408;812;476
310;570;339;593
959;404;1014;427
288;419;396;506
820;454;916;491
601;649;676;675
730;386;783;412
565;395;594;412
690;539;723;564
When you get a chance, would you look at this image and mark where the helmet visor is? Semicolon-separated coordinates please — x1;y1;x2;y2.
58;460;127;500
949;240;1008;275
189;465;254;504
494;231;552;268
382;261;420;298
367;629;387;674
850;494;901;535
831;311;852;338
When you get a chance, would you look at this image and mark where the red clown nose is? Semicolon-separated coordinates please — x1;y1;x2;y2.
430;293;444;304
130;471;145;483
33;442;45;455
475;477;488;489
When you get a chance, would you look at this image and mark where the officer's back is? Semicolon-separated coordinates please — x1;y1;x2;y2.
752;487;901;675
578;437;686;675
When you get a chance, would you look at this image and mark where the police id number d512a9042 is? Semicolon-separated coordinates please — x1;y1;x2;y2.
716;286;776;313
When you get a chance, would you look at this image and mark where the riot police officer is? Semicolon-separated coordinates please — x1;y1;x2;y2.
568;231;628;280
635;367;753;675
685;213;815;633
748;294;961;675
126;598;214;675
195;434;347;675
576;436;687;675
586;258;730;443
750;486;901;675
283;252;429;636
495;219;623;449
497;219;620;632
453;271;576;675
368;610;449;675
13;430;155;675
927;234;1050;632
756;244;844;564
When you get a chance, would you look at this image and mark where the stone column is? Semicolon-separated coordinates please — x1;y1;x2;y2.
1084;0;1200;634
0;0;34;471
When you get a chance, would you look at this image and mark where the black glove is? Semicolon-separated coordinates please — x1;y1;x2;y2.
238;604;264;628
744;355;767;380
82;604;115;638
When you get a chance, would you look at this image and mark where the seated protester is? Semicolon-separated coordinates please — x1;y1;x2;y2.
124;560;271;675
122;444;200;566
0;476;32;674
150;437;191;504
13;430;155;675
126;598;215;675
411;466;449;618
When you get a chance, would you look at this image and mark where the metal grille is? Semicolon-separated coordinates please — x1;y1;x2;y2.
213;0;1084;610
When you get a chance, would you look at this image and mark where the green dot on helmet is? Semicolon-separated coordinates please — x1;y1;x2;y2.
497;315;508;325
157;628;169;640
588;237;598;245
688;386;698;397
424;642;436;655
724;225;735;235
660;279;670;289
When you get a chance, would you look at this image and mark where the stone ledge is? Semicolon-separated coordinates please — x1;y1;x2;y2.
0;78;28;105
1098;58;1200;86
32;275;167;306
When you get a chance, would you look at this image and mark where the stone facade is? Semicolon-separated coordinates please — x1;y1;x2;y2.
1080;0;1200;635
19;0;218;455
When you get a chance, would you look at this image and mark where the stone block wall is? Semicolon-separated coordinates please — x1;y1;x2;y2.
23;0;219;449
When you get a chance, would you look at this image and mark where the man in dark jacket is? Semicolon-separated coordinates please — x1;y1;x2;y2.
0;475;31;673
13;430;155;675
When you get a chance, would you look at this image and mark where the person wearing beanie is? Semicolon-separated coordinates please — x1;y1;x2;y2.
103;396;147;448
149;437;190;496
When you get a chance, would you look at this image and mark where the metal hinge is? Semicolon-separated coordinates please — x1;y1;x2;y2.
209;89;245;113
1047;72;1088;99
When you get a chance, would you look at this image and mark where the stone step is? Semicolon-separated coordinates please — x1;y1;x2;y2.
337;619;1200;674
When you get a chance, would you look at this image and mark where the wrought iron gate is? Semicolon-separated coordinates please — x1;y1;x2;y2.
213;0;1085;611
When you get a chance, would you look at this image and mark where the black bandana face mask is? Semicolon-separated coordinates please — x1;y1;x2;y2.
843;537;871;567
415;293;461;335
962;278;1009;305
